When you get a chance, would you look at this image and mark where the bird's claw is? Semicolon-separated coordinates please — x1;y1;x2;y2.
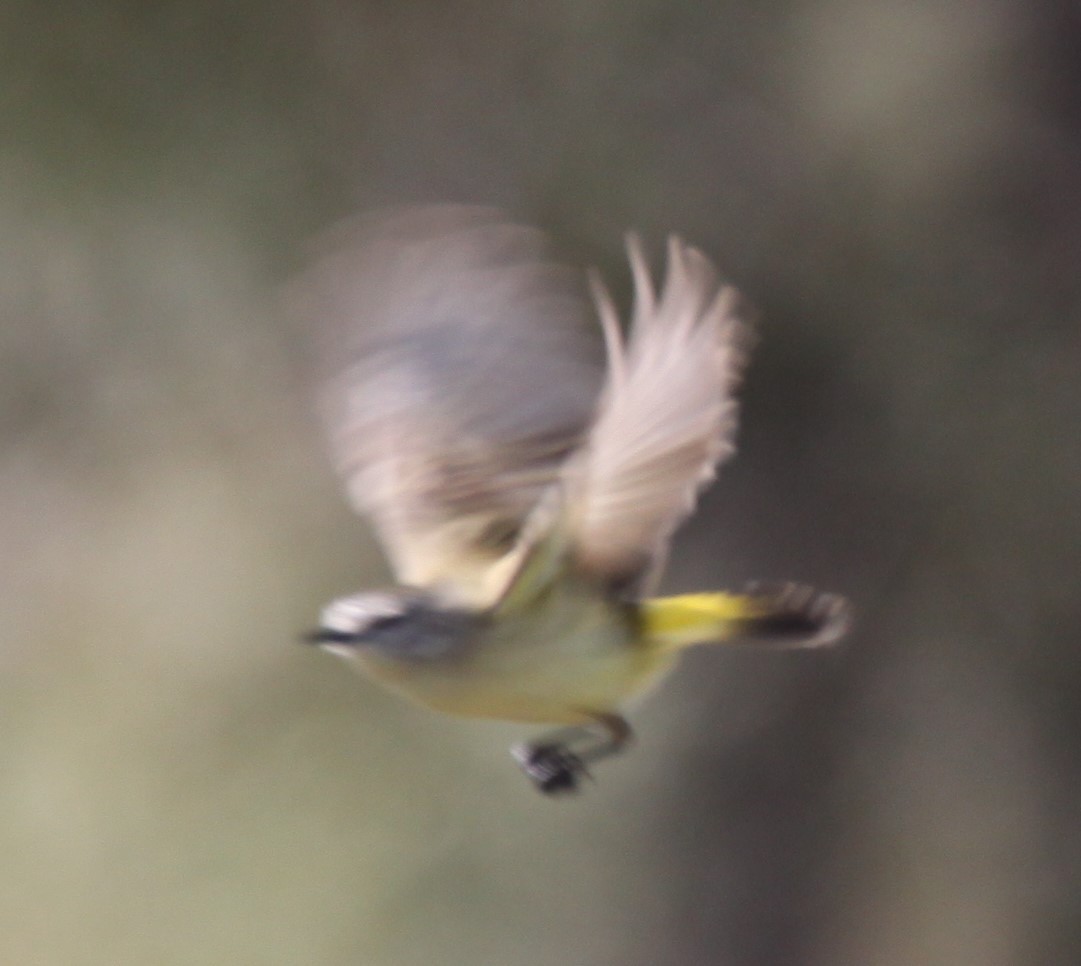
511;742;590;795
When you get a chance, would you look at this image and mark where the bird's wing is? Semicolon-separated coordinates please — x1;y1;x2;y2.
291;205;604;607
564;235;753;592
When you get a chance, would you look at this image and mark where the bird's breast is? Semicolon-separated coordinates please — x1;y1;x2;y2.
351;587;672;724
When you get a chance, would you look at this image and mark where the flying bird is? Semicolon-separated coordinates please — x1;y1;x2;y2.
294;205;849;795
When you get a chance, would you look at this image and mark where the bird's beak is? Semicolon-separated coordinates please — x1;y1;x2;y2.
300;628;360;647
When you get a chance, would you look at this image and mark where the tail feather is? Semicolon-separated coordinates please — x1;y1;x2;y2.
641;583;851;653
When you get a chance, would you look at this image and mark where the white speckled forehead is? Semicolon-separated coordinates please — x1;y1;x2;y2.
318;592;407;633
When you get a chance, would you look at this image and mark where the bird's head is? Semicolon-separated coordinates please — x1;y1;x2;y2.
303;589;475;661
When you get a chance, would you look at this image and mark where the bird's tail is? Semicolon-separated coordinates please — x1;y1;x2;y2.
640;583;851;653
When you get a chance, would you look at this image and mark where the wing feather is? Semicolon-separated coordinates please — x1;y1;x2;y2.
568;235;753;589
292;205;603;605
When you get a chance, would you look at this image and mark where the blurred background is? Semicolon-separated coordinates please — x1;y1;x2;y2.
2;1;1080;963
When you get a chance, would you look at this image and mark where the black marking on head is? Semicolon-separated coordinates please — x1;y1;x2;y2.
305;590;480;662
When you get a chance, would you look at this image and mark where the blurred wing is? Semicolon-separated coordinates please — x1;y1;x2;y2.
567;235;753;591
291;205;603;606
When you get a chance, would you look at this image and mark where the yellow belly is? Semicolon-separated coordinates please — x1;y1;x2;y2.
353;586;676;726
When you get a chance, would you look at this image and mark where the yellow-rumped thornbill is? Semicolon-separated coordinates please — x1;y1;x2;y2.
291;205;850;795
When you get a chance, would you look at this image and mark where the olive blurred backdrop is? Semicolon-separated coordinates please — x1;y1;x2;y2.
2;2;1080;964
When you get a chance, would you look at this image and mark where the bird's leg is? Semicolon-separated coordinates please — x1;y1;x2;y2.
511;713;633;795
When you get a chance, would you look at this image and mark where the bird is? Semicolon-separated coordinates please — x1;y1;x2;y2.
292;204;850;795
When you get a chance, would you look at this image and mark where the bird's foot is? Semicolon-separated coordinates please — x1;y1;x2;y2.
511;742;590;795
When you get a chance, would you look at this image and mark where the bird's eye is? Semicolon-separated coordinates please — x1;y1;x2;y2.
368;612;408;632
